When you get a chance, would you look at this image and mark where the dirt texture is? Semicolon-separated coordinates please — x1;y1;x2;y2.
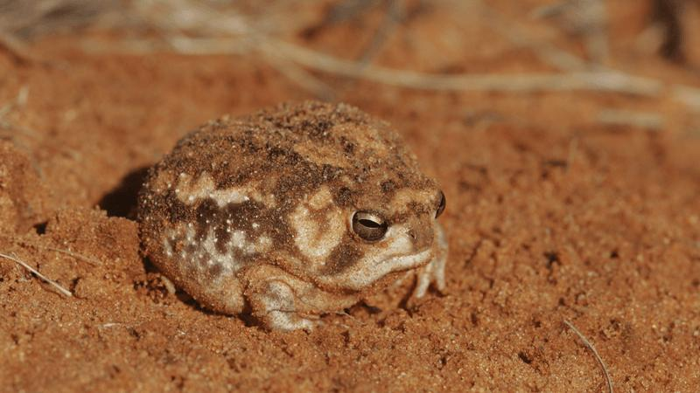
1;1;699;392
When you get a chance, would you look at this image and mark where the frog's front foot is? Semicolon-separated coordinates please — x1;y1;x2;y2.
248;280;318;331
412;223;448;299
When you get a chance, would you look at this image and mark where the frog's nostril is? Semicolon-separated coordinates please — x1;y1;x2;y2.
408;227;434;250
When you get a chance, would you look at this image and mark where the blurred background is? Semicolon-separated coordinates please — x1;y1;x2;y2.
1;0;699;212
2;0;700;208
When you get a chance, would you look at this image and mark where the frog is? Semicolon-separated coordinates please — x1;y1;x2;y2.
137;100;448;331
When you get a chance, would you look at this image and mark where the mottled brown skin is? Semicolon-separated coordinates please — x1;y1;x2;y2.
138;101;447;331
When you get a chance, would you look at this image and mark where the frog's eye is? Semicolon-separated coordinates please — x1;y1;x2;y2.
352;211;388;242
435;191;446;218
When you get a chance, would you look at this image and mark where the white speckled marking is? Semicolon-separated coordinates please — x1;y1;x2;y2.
164;221;275;282
175;172;276;207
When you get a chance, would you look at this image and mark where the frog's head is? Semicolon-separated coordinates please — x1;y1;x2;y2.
279;101;446;291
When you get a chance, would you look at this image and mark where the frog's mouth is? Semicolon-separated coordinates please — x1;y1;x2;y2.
336;248;433;291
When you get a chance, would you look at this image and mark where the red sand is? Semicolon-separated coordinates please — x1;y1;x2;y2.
1;2;699;391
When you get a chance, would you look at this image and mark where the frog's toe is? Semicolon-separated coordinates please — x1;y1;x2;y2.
412;263;433;299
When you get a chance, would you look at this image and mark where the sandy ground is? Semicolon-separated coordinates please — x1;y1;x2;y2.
1;1;699;391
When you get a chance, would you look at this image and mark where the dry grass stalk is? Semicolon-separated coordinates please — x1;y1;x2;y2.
0;86;39;148
86;33;700;108
530;0;609;63
473;0;588;71
598;110;665;130
0;86;29;120
259;47;336;99
22;0;698;109
0;33;31;64
262;39;662;96
98;35;663;96
355;0;403;66
0;0;122;41
0;252;72;297
673;85;700;109
564;319;613;393
42;246;102;265
11;239;102;265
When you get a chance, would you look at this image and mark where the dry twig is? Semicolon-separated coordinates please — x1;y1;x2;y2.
42;246;102;266
89;33;700;110
0;0;121;39
0;86;29;119
530;0;609;63
103;36;662;96
82;33;700;113
262;39;661;95
260;47;336;99
598;110;664;130
473;0;588;71
0;86;39;140
9;239;103;265
0;33;31;64
355;0;403;66
64;0;700;110
0;252;72;297
564;319;613;393
9;239;102;265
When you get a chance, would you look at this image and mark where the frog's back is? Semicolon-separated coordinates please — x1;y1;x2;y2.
158;100;410;191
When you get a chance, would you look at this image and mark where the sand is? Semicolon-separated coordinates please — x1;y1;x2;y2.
1;1;699;391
